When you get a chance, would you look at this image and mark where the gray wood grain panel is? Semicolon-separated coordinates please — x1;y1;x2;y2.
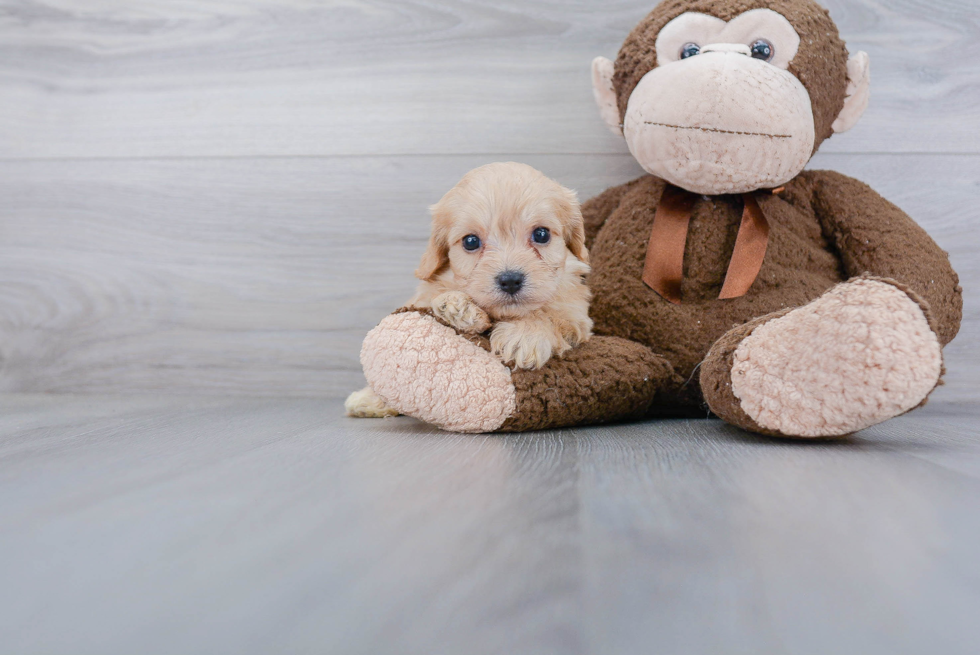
0;154;645;396
0;153;976;399
576;407;980;655
1;0;977;159
1;394;978;654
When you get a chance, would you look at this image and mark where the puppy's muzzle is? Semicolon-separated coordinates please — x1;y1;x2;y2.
496;270;525;296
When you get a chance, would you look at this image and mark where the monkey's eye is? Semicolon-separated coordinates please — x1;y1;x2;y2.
462;235;482;251
532;227;551;245
750;39;774;62
679;43;701;60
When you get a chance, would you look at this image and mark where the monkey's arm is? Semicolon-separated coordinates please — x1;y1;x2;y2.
808;169;962;346
582;178;641;248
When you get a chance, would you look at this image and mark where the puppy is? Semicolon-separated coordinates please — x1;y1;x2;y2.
346;162;593;419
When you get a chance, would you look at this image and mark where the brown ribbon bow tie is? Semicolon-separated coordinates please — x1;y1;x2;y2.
642;184;771;305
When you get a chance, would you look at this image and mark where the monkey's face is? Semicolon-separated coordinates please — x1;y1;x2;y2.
593;2;870;196
623;10;814;195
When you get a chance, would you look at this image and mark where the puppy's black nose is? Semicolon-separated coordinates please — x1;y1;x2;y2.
496;271;525;295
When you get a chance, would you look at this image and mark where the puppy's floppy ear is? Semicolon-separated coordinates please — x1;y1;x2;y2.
554;186;589;265
415;204;452;281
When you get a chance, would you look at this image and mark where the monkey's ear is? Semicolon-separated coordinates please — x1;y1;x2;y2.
832;51;871;134
415;206;451;281
592;56;623;136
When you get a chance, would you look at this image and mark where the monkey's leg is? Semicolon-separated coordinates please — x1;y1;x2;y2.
360;310;679;433
701;277;944;439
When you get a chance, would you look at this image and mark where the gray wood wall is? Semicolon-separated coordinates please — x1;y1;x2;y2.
0;0;977;399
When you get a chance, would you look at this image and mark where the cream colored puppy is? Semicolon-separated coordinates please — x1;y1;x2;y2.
346;162;593;419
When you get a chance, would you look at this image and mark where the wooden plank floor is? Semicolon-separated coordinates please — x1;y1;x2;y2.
1;394;979;654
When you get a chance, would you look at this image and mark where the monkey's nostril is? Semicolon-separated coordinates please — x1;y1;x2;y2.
496;271;525;296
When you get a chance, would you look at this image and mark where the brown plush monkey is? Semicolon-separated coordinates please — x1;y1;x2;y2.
358;0;962;438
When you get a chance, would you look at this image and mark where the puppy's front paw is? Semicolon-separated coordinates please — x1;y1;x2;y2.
345;387;400;418
432;291;492;334
491;322;554;370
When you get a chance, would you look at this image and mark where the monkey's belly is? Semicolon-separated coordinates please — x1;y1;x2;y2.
588;271;843;382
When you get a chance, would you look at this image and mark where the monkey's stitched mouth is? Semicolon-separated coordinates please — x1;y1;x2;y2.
645;122;792;139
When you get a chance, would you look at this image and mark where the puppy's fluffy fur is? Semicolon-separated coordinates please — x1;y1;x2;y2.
346;162;593;419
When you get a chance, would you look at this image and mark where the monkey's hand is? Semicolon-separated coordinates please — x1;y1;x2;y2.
431;291;492;334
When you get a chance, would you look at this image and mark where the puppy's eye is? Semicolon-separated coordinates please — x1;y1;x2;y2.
750;39;774;62
532;227;551;245
462;234;482;252
680;43;701;59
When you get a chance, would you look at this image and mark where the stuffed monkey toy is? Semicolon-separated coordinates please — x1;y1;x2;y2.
357;0;962;438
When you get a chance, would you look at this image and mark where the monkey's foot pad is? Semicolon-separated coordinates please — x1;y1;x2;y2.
731;278;943;438
361;311;516;433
